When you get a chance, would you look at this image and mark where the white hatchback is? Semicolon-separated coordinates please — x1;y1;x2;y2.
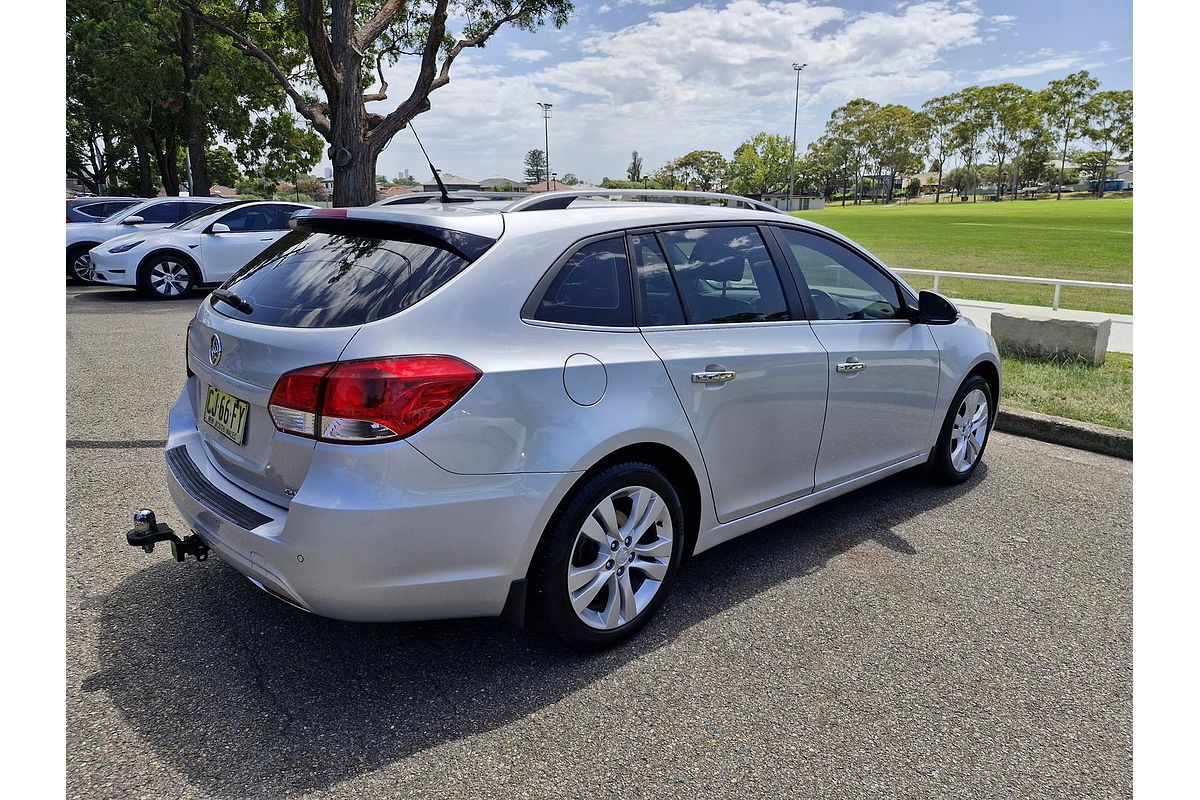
89;200;313;299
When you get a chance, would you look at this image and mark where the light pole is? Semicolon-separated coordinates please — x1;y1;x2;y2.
537;102;553;188
787;62;807;212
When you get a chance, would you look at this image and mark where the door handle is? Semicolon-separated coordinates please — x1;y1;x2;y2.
692;370;736;384
836;359;866;374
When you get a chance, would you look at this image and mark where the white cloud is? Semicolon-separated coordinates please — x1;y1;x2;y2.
370;0;987;181
989;14;1017;24
506;45;551;62
977;55;1084;81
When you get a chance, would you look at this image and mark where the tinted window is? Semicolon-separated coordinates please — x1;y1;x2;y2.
266;205;302;229
775;228;902;321
630;234;686;326
534;238;633;326
216;231;474;328
658;227;790;325
220;206;276;232
138;202;186;223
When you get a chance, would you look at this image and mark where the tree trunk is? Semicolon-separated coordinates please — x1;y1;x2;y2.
1056;127;1069;200
935;157;943;204
155;133;180;196
179;11;210;196
134;140;155;197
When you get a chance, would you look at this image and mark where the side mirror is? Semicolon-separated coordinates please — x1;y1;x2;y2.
121;215;144;225
209;222;231;234
916;290;959;325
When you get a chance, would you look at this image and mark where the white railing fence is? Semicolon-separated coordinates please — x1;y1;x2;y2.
892;268;1133;311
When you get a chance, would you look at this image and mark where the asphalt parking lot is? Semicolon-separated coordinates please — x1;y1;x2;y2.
66;284;1132;799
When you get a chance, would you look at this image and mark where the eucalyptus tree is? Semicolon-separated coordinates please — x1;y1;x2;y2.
978;83;1033;200
866;104;929;204
672;150;728;191
950;87;988;202
1084;90;1133;197
922;92;962;203
627;150;644;183
1042;70;1099;199
827;99;881;205
725;132;795;197
186;1;573;206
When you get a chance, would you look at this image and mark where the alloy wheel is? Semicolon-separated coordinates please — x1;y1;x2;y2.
72;252;95;283
567;485;674;630
950;388;989;472
148;260;192;297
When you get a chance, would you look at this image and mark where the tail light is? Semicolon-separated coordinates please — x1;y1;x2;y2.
268;356;481;443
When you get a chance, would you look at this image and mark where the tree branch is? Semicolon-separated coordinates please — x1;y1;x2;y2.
355;0;407;52
297;0;340;105
361;51;390;103
368;0;449;146
431;4;531;92
181;1;332;139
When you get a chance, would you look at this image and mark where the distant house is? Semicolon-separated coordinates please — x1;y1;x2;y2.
378;185;414;199
209;184;239;198
480;177;527;191
422;173;481;191
526;180;577;193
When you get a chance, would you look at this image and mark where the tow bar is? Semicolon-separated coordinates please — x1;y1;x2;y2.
125;508;210;562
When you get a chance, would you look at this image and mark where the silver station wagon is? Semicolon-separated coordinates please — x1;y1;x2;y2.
130;190;1000;648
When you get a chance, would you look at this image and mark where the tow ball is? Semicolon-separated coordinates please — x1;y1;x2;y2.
125;509;210;562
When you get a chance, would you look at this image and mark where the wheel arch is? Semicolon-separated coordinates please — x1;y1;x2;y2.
66;242;100;272
965;357;1001;418
138;247;200;279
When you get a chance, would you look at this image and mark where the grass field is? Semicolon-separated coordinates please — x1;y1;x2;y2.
793;197;1132;314
1000;352;1132;431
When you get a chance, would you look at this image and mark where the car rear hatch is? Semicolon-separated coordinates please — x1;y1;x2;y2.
185;207;502;507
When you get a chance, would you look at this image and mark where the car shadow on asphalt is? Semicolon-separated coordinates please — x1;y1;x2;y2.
81;464;986;797
68;286;213;305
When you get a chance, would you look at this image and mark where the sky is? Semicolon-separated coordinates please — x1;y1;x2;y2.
338;0;1133;184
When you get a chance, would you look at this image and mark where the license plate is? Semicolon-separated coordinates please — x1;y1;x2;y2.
204;386;250;446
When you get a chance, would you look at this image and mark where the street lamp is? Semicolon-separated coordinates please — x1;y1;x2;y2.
787;63;807;212
537;102;553;188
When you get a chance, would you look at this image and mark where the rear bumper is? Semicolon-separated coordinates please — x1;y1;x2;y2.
163;391;575;621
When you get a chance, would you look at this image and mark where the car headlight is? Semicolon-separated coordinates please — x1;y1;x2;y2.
108;239;144;253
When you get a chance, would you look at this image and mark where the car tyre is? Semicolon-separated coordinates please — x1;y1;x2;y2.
67;245;98;284
929;374;994;484
137;253;198;300
532;462;685;649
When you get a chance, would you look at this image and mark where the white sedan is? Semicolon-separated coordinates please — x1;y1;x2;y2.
89;201;313;299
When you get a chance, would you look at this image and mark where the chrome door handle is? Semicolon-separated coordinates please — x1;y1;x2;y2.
836;361;866;374
692;370;736;384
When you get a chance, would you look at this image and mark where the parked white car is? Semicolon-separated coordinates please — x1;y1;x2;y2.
89;201;313;299
66;196;232;284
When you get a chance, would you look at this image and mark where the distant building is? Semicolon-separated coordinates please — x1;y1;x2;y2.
379;185;414;199
480;177;528;191
209;184;239;198
526;180;577;193
422;173;481;191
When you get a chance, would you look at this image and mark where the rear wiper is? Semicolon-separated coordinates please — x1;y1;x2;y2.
211;288;253;314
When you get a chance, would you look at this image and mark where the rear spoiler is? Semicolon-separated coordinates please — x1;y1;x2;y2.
289;208;497;262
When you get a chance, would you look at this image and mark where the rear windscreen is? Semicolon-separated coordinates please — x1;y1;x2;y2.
214;230;475;328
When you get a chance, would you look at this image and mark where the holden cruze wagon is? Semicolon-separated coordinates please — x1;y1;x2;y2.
149;191;1000;648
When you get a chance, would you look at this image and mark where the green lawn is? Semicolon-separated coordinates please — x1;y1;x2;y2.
1000;352;1132;431
792;197;1132;314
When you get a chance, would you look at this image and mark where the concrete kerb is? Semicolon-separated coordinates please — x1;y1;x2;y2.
995;406;1132;460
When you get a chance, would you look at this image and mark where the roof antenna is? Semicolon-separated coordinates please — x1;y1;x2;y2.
409;123;453;203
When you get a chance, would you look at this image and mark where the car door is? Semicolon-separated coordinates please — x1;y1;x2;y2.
633;226;829;523
199;205;292;282
769;226;941;489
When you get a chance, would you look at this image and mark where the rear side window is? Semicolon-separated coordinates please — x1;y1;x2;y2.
215;230;475;328
533;238;633;327
630;234;686;326
658;227;790;325
138;202;186;223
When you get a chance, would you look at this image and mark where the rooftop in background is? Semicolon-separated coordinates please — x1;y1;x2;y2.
526;180;576;193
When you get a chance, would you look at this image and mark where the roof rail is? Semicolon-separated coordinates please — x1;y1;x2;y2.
372;190;528;207
501;189;788;215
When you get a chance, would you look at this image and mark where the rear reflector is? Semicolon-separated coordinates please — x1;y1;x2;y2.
267;356;481;443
